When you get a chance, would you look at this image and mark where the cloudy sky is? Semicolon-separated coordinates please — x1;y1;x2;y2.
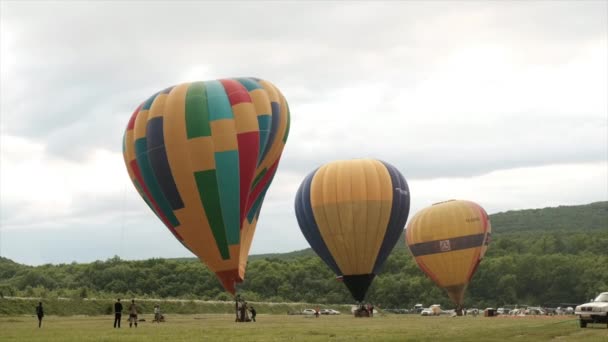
1;1;606;266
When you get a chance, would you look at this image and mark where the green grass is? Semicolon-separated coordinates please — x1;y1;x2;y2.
0;314;606;342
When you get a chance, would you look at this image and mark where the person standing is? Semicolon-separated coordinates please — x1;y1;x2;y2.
235;295;241;322
249;306;257;322
128;299;138;328
154;304;161;323
113;298;123;328
35;302;44;328
241;301;247;322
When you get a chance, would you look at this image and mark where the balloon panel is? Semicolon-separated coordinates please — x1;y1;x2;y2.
123;78;290;293
406;200;491;288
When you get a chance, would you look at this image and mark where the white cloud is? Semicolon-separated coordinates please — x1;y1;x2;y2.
0;1;606;264
0;135;138;229
408;162;608;214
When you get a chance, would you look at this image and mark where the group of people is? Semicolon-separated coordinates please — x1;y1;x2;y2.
36;296;259;327
235;295;257;322
354;304;374;317
113;298;142;328
36;299;160;328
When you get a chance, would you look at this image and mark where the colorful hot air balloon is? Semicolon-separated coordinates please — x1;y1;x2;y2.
405;200;491;313
295;159;410;302
123;77;290;294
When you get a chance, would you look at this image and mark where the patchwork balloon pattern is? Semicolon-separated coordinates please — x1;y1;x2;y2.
123;78;290;294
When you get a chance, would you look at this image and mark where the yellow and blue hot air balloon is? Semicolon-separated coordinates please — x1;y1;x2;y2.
405;200;491;313
123;77;290;295
295;159;410;302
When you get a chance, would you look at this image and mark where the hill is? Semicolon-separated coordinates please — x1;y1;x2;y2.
490;201;607;234
263;201;608;255
249;248;316;261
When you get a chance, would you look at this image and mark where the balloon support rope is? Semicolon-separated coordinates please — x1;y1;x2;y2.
119;182;127;258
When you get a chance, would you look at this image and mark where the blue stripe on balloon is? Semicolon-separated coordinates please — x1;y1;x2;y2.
294;169;342;276
246;164;279;224
142;92;160;110
257;115;271;163
146;117;184;210
236;77;262;91
260;102;280;161
134;138;180;227
372;161;410;274
246;191;264;224
214;150;240;245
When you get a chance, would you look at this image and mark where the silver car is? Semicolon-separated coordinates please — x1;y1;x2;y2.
575;292;608;328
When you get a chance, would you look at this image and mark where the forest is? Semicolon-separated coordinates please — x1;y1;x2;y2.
0;201;606;309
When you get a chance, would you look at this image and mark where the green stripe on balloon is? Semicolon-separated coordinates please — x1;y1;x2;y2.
194;169;230;260
185;82;211;138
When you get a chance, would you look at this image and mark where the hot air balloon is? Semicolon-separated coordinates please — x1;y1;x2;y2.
123;77;290;295
405;200;491;314
295;159;410;303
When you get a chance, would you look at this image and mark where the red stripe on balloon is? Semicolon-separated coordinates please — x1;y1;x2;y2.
127;103;143;130
129;159;183;240
236;131;260;227
220;79;252;106
465;202;487;281
215;269;242;295
246;158;279;214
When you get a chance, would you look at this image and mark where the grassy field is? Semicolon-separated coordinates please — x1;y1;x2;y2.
0;313;606;342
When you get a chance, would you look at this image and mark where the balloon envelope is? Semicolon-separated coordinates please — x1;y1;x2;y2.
405;200;491;306
295;159;410;302
123;78;290;294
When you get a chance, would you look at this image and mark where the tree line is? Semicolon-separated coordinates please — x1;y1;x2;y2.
1;231;606;309
0;202;606;309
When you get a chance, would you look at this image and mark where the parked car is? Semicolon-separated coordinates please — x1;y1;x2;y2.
497;308;510;315
575;292;608;328
320;309;341;315
302;309;317;315
483;308;497;317
420;308;434;316
466;308;479;316
525;307;545;315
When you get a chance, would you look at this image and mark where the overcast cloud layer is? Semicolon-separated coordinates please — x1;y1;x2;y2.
1;1;606;265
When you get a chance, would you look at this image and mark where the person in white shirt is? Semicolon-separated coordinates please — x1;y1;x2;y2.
128;299;138;328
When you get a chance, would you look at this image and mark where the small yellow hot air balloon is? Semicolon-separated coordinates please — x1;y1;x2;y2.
405;200;491;314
